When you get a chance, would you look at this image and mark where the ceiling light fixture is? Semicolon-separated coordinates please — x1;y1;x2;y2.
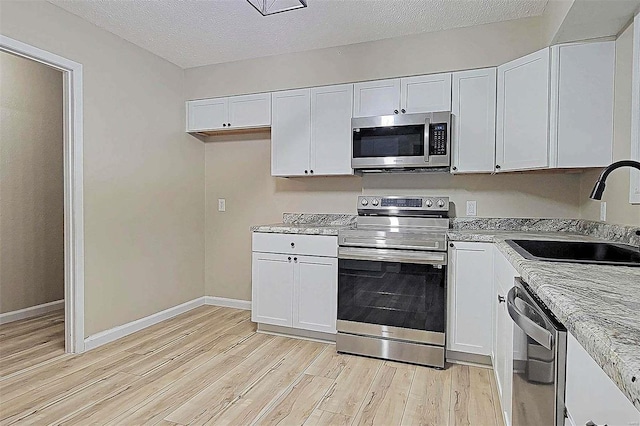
247;0;307;16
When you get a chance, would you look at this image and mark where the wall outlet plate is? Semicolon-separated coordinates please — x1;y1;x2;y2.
466;200;477;216
600;201;606;221
218;198;226;212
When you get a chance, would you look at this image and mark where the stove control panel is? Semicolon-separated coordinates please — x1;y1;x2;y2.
357;196;450;215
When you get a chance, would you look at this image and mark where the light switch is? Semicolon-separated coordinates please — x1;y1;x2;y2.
218;198;226;212
466;200;477;217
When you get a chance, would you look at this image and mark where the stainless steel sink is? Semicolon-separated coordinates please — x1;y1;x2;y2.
505;239;640;267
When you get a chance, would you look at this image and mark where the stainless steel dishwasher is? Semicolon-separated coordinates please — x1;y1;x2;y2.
508;278;567;426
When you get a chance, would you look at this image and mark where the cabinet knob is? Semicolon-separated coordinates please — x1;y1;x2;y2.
288;256;292;262
394;109;399;114
401;109;406;113
452;166;457;171
495;165;501;170
310;170;314;174
449;243;454;248
222;123;227;127
228;123;231;127
498;295;505;303
304;170;308;174
294;257;298;263
290;242;295;248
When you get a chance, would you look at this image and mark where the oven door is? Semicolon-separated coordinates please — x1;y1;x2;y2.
337;247;446;346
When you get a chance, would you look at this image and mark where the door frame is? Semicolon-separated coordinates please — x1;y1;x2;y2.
1;35;85;353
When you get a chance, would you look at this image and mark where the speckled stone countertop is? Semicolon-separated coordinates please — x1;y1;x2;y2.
449;224;640;411
250;213;356;236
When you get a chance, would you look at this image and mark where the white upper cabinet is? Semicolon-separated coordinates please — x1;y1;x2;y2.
310;84;354;176
186;93;271;132
271;89;311;177
227;93;271;129
496;48;551;172
451;68;497;174
186;98;228;132
447;242;494;357
353;78;401;117
496;41;615;172
272;84;353;177
550;41;614;168
401;73;452;114
353;73;452;118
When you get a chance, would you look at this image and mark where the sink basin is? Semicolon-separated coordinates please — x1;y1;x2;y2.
505;239;640;267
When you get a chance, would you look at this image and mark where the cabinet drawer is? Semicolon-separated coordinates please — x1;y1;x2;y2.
252;233;338;257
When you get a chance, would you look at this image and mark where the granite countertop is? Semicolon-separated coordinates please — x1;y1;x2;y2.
250;213;356;236
450;228;640;411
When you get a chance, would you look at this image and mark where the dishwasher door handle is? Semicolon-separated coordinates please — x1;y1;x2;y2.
507;286;554;350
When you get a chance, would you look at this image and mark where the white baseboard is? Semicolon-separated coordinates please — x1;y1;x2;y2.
84;297;206;351
0;300;64;325
205;296;251;311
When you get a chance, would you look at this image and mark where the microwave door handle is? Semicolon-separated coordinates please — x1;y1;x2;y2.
423;117;431;163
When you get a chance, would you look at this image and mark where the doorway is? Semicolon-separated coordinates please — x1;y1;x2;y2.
0;35;85;354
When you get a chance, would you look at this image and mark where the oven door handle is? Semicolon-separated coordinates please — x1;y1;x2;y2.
338;247;446;265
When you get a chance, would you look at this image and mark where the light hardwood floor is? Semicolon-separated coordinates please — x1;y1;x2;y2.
0;306;504;425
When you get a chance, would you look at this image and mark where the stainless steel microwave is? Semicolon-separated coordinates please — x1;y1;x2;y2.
351;112;451;171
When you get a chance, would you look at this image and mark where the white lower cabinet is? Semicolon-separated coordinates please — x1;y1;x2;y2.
294;256;338;333
493;246;520;426
447;242;494;356
251;233;338;334
565;333;640;426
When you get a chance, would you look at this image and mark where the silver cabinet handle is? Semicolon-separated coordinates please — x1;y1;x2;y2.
507;287;553;350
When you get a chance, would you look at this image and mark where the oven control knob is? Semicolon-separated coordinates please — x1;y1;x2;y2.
437;199;446;208
425;199;433;207
361;198;369;206
371;199;379;206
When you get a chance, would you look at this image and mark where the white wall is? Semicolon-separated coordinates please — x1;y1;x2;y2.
580;22;640;226
0;1;205;336
0;51;64;313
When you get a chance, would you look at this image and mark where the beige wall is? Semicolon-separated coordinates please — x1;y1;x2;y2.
0;52;64;313
579;22;640;226
0;1;205;336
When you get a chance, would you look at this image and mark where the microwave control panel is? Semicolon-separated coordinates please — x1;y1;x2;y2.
429;123;448;156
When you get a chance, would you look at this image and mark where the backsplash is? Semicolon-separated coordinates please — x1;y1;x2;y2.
282;213;357;226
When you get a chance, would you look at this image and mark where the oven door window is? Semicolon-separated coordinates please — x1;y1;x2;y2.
338;259;445;333
352;125;425;158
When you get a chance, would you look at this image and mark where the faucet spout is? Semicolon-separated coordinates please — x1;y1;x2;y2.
589;160;640;200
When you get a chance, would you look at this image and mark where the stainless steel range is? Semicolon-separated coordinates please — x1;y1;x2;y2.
337;195;450;368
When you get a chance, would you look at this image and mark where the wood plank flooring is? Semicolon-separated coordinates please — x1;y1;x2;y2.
0;306;504;425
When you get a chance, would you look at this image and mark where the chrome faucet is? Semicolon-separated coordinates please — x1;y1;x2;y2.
589;160;640;200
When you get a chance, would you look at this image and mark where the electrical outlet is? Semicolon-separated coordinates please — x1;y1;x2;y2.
218;198;226;212
466;200;477;217
600;201;606;221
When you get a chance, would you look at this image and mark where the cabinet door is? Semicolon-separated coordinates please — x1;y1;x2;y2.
294;255;337;334
186;98;228;131
401;73;452;114
550;41;615;168
447;242;493;355
227;93;271;129
310;84;353;176
353;79;401;118
565;333;639;426
251;252;293;327
493;247;519;426
451;68;497;174
496;48;550;172
271;89;311;177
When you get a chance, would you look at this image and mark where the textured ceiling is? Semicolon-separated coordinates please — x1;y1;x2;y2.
50;0;549;69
